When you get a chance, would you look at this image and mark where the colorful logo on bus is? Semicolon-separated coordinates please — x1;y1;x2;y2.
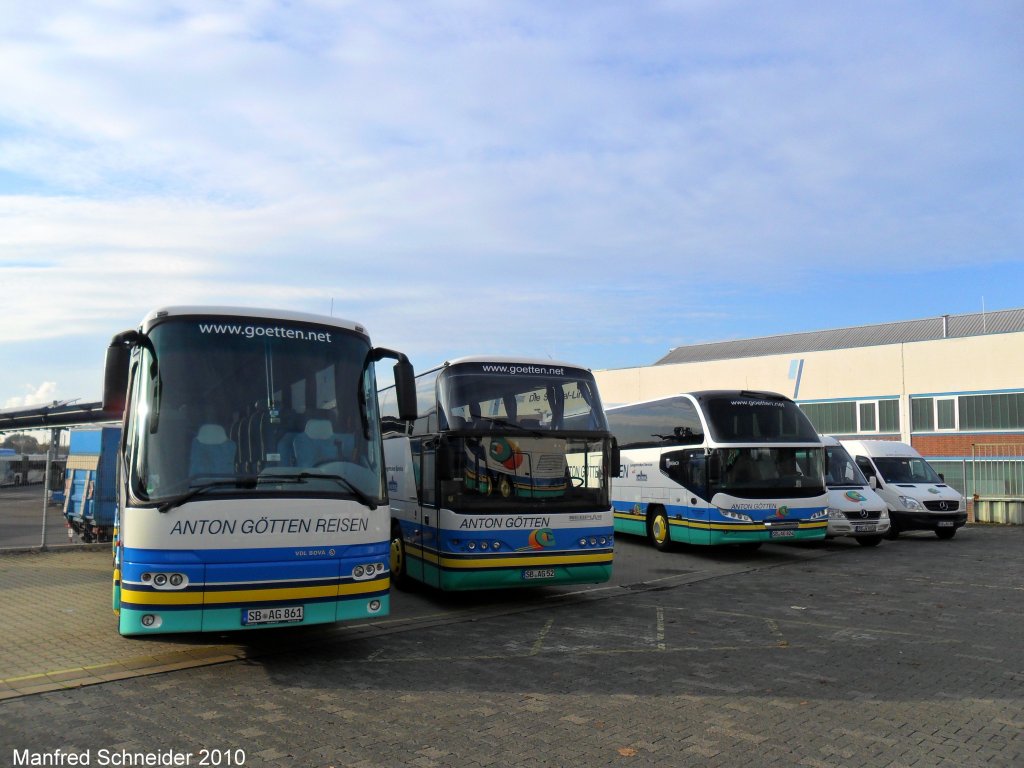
775;505;789;518
844;490;867;502
527;528;556;550
489;437;524;469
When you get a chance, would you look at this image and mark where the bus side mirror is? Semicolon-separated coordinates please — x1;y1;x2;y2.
369;347;417;423
610;439;621;478
393;357;417;422
102;332;136;415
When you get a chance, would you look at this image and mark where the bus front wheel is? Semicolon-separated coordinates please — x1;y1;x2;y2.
390;524;412;590
646;506;674;552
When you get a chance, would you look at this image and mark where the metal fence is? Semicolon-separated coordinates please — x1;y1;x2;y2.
971;442;1024;524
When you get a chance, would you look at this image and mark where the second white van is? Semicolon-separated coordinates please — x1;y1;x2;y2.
839;439;967;539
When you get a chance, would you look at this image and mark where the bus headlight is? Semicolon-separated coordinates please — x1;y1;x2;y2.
810;509;830;520
720;509;753;523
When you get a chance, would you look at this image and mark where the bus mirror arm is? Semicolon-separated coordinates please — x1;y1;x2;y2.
103;330;156;416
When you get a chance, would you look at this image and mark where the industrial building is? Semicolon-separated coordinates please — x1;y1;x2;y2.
593;307;1024;523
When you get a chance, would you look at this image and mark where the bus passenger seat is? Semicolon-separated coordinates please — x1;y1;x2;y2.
189;424;237;478
293;418;339;467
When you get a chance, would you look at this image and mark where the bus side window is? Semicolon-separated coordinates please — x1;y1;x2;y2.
660;449;706;500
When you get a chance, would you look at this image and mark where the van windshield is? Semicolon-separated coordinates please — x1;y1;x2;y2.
873;456;942;484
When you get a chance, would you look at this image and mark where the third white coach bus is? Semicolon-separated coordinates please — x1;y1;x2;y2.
606;391;829;550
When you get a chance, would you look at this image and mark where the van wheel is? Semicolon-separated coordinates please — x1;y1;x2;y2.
935;528;957;540
389;524;412;590
646;506;674;552
857;536;882;547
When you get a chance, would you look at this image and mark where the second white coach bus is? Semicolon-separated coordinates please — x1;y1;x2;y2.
379;357;617;590
606;391;829;550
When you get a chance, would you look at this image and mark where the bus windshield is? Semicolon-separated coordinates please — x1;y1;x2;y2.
873;456;943;484
825;445;870;487
715;446;825;498
437;365;608;434
703;394;819;443
128;315;384;505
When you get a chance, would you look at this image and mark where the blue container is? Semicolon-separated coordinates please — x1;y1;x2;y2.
63;427;121;542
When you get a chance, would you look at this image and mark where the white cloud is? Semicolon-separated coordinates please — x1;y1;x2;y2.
4;381;58;409
0;1;1021;399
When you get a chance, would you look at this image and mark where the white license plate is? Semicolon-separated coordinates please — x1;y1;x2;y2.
853;524;877;532
522;568;556;580
242;606;304;625
769;530;796;538
937;521;955;527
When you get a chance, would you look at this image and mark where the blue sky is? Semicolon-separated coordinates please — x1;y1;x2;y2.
1;1;1022;408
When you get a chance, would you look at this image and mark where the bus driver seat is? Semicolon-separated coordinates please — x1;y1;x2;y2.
292;418;339;467
189;424;237;478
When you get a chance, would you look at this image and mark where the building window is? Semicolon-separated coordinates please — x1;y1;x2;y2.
879;399;900;432
911;398;934;431
799;402;856;434
936;398;957;431
959;392;1024;431
858;402;877;432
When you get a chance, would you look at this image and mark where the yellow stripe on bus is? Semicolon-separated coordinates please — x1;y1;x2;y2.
404;545;611;570
120;578;387;606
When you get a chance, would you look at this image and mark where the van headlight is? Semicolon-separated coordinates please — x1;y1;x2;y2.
827;508;845;520
899;496;924;511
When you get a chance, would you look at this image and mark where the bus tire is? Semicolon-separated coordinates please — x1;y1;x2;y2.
646;506;674;552
856;535;883;547
390;523;412;590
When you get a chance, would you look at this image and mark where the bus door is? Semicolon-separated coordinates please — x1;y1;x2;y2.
660;449;711;545
410;435;438;586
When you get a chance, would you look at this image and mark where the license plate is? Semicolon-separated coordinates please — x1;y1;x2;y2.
853;524;876;532
769;530;795;538
522;568;555;580
242;606;304;625
937;521;955;527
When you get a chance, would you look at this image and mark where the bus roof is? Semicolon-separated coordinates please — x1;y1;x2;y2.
442;355;591;371
606;390;790;412
139;306;368;336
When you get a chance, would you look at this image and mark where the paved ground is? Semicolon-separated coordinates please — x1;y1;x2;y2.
1;526;1022;767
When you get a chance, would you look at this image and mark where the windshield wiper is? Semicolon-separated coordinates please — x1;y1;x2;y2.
265;471;378;510
157;476;259;513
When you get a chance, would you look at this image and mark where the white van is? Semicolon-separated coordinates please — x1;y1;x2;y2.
821;437;889;546
839;440;967;539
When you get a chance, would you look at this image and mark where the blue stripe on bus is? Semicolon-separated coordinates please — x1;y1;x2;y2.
121;542;388;565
